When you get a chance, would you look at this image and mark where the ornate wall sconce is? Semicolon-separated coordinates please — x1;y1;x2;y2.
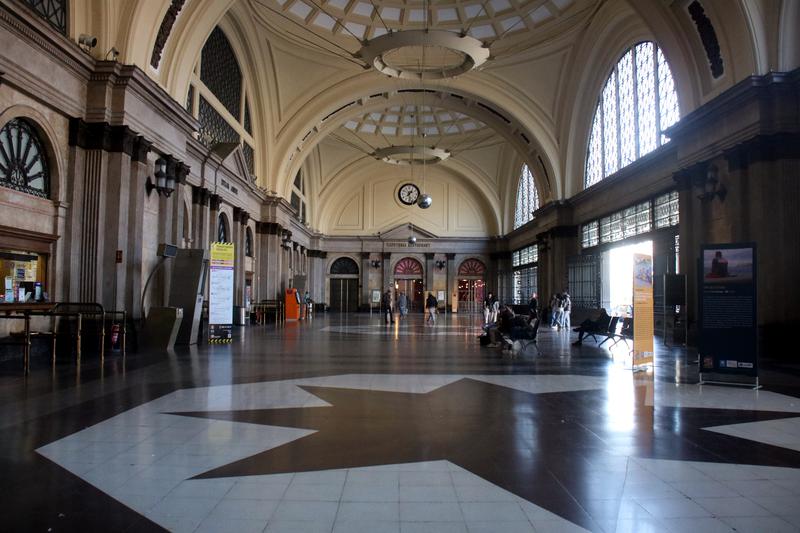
280;230;292;249
370;259;382;269
146;158;176;197
435;260;446;270
696;164;727;202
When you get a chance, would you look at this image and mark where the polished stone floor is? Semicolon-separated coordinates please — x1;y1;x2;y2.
2;313;800;532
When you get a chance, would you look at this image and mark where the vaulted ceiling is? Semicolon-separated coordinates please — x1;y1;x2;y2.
72;0;799;235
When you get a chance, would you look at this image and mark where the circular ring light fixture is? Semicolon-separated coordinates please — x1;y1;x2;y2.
358;30;490;80
373;146;451;165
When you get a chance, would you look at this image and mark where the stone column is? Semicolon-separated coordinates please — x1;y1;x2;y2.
424;252;435;294
360;252;371;309
446;253;456;312
381;252;392;294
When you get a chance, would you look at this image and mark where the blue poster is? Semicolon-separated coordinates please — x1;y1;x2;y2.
698;243;758;378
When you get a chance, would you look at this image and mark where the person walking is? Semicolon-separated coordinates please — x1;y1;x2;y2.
381;288;394;324
425;292;438;325
528;292;540;340
398;291;409;319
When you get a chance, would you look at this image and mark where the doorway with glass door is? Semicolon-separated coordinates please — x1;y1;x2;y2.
457;259;487;314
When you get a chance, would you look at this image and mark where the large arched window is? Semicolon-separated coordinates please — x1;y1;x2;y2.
585;42;680;188
514;164;539;229
217;214;228;243
187;26;256;179
0;118;50;199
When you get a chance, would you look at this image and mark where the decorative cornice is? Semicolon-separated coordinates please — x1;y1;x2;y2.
723;132;800;172
240;211;250;226
132;136;152;163
360;252;370;259
664;69;800;140
209;194;221;211
381;252;391;260
150;0;186;69
176;162;190;183
424;253;435;260
192;186;210;206
68;118;140;156
445;253;456;259
308;249;327;258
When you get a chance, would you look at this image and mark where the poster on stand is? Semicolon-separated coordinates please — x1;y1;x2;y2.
632;253;654;366
209;242;235;343
699;243;758;377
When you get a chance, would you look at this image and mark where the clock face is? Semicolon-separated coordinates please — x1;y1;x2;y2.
398;183;420;205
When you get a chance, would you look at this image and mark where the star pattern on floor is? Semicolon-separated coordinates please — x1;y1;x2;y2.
170;378;800;530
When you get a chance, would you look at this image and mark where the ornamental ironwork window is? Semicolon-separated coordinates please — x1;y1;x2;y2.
654;191;679;228
512;266;537;305
242;143;255;177
458;259;486;277
217;214;228;243
394;258;423;276
585;42;680;188
512;245;538;268
22;0;67;34
201;27;242;120
291;170;307;223
330;257;359;275
513;164;539;229
0;119;50;199
199;97;239;146
245;228;253;257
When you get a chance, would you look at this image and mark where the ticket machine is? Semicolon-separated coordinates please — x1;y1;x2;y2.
285;288;300;320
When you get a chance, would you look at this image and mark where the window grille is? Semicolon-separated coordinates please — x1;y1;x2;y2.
585;42;680;188
0;119;50;199
22;0;66;34
200;27;242;120
513;164;539;229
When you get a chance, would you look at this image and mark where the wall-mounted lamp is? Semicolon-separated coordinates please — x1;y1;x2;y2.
435;260;446;270
280;230;292;249
370;259;382;269
146;158;176;198
697;164;727;203
78;34;97;51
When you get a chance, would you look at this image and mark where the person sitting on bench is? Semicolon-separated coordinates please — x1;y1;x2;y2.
572;308;612;345
486;305;515;347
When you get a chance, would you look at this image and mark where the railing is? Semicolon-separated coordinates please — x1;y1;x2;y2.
251;300;284;326
0;302;127;375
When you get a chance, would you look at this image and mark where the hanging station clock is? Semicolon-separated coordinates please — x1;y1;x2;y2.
398;183;420;205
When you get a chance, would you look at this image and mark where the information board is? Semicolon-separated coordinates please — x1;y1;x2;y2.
699;243;758;378
632;253;654;367
209;242;234;343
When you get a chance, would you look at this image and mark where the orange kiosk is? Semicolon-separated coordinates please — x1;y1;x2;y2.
285;288;301;320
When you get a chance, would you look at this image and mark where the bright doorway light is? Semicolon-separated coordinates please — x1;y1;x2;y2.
608;240;652;316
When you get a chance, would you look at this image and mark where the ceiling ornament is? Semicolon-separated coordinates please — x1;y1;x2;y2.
373;145;451;165
357;30;490;80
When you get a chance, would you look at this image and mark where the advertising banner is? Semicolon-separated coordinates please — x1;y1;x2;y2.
632;253;654;366
209;242;235;343
699;243;758;378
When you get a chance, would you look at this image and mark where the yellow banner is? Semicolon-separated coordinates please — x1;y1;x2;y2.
632;253;654;366
210;242;235;268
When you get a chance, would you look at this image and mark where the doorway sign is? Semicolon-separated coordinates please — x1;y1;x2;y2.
632;253;654;367
209;242;235;343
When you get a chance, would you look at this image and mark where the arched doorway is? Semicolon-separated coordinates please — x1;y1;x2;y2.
328;257;359;312
394;257;424;312
458;258;486;314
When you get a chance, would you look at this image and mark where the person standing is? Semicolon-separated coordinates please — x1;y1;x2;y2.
398;291;409;319
527;292;540;341
549;293;562;328
381;288;394;324
483;291;495;325
425;292;438;325
561;291;572;330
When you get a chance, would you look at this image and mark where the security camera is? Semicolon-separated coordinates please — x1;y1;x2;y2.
79;34;98;49
105;47;120;60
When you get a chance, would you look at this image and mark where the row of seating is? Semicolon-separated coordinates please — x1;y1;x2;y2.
581;316;634;348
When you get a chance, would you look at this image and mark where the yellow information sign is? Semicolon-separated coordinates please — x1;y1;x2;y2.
632;253;654;367
210;242;235;267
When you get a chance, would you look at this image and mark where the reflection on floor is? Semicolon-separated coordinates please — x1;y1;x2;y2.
3;314;800;532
